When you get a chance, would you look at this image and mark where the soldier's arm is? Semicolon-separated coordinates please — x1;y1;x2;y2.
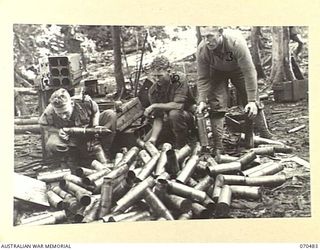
233;37;258;102
196;44;211;103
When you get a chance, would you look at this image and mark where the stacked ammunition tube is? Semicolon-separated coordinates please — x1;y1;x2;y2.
21;138;293;225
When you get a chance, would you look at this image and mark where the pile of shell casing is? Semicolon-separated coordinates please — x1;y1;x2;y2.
18;136;294;225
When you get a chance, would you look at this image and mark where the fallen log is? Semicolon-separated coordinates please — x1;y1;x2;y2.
15;124;41;134
14;117;39;125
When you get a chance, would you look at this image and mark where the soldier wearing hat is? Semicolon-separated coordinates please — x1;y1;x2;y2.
39;88;117;161
144;56;196;148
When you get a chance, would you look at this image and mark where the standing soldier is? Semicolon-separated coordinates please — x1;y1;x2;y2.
144;56;196;149
196;26;273;157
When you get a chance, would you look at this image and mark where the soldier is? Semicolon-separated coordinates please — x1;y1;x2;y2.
39;88;117;163
143;56;196;149
196;26;273;156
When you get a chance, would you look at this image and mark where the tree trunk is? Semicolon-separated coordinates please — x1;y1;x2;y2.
14;90;29;116
111;26;125;100
270;26;295;84
196;27;202;46
251;27;266;79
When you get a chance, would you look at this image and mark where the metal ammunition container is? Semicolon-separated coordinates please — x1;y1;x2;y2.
114;152;124;166
200;195;216;211
59;180;92;206
153;181;168;200
218;155;238;163
82;198;101;223
120;211;152;222
194;176;214;192
206;161;242;176
93;164;129;192
99;177;113;218
117;146;139;166
176;155;199;184
64;196;81;214
230;186;261;200
37;169;71;183
238;151;256;168
75;167;97;178
63;174;95;192
196;113;210;147
215;185;232;218
192;142;202;156
91;160;113;171
112;178;134;202
112;176;156;213
178;211;193;220
191;202;212;219
251;146;275;156
163;193;192;213
155;143;172;176
135;155;159;182
73;206;85;223
196;161;209;176
166;180;207;202
51;186;73;200
129;160;138;171
271;145;294;153
186;177;198;187
20;210;67;226
138;149;152;164
248;163;284;177
136;138;145;148
165;149;180;177
46;190;65;210
82;167;112;186
127;168;142;182
245;174;287;186
241;161;274;176
63;127;111;136
92;144;108;164
221;175;246;185
144;188;174;220
144;141;160;157
176;144;192;162
241;134;285;146
108;211;141;222
211;175;225;202
244;116;254;149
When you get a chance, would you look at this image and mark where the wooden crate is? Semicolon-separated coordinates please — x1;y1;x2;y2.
272;79;308;102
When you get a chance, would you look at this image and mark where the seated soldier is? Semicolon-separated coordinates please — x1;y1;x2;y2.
144;56;196;149
39;88;117;164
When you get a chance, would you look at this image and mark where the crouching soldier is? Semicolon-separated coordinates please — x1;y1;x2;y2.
144;56;196;149
39;88;117;165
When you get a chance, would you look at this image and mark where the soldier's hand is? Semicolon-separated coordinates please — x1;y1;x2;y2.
58;128;70;141
245;102;258;119
144;105;154;117
197;102;207;114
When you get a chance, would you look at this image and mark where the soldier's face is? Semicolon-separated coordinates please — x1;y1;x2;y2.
150;69;170;86
55;102;74;121
200;27;222;50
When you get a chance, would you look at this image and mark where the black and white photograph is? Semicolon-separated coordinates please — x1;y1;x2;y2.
13;24;310;226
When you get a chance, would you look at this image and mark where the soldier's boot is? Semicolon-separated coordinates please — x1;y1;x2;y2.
254;110;274;139
210;113;225;162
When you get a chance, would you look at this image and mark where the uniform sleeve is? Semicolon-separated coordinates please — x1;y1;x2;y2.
232;35;258;102
38;104;53;126
173;81;188;104
196;43;211;103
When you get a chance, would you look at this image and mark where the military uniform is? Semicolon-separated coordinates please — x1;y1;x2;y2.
39;98;117;156
148;72;196;148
